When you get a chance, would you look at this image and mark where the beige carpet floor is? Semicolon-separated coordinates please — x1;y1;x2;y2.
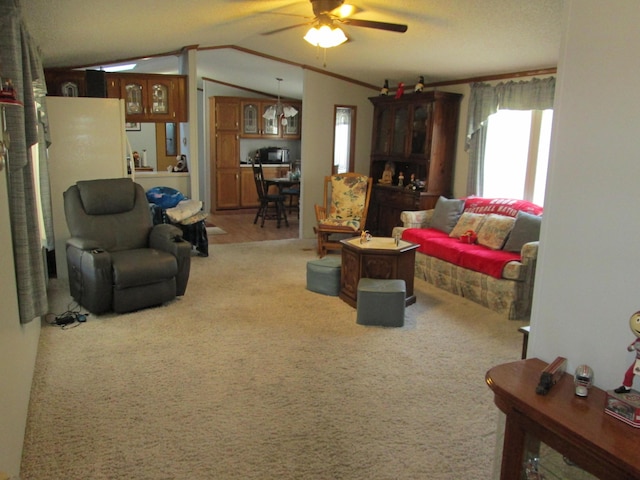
21;239;526;479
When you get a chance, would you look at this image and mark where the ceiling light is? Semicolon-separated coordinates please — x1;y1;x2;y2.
304;25;348;49
263;78;298;125
334;4;356;18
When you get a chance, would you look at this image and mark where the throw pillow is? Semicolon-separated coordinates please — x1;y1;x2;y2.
449;212;486;238
430;196;465;234
503;211;542;252
476;214;516;250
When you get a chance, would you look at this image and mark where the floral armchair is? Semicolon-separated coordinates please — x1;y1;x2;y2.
314;173;373;257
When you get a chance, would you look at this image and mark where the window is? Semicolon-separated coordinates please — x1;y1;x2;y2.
482;109;552;206
333;106;356;174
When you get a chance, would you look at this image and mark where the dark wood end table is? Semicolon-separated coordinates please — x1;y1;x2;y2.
339;236;419;308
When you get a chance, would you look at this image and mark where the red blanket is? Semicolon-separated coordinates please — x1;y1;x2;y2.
402;228;521;279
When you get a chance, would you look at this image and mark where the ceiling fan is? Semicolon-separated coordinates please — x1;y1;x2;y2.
262;0;408;48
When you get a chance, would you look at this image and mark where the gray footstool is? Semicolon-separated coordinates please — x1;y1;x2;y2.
356;278;406;327
306;256;342;296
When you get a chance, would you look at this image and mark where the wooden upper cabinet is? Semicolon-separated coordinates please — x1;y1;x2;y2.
240;99;301;139
105;73;187;123
216;99;240;131
45;69;87;97
369;91;461;183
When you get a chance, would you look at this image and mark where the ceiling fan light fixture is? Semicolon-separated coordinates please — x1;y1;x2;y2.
304;24;347;48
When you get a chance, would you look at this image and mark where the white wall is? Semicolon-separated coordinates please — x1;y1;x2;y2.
529;0;640;390
125;123;157;169
300;70;375;238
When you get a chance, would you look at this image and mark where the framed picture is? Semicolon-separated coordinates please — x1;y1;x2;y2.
125;122;141;131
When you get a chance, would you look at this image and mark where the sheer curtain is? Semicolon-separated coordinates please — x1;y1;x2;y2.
1;0;52;323
465;77;556;196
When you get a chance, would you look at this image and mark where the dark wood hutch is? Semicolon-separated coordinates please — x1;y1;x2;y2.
366;90;462;236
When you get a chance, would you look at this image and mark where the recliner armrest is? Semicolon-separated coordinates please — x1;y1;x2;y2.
149;223;184;251
149;223;191;296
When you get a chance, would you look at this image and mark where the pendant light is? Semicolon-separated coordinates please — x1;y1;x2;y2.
262;78;298;126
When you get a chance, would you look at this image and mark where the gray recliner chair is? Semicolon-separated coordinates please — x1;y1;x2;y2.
63;178;191;314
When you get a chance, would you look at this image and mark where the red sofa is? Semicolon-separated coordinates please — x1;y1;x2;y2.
395;197;543;319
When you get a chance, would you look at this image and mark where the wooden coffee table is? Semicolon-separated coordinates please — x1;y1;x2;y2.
339;236;419;308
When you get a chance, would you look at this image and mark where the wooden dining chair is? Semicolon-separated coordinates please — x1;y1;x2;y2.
252;161;289;228
314;172;373;257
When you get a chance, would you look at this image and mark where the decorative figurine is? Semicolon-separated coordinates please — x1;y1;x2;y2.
574;364;594;397
359;230;372;244
397;171;404;186
614;310;640;393
380;161;394;184
395;82;405;99
0;78;17;100
414;76;425;93
380;79;389;96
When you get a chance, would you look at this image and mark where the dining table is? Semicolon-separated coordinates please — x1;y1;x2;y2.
264;176;300;194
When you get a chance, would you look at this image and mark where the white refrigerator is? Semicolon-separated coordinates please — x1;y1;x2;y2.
46;96;130;279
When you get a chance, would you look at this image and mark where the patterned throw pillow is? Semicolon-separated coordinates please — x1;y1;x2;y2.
449;212;486;238
476;214;516;250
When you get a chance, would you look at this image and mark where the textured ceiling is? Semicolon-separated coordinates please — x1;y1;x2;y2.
22;0;564;99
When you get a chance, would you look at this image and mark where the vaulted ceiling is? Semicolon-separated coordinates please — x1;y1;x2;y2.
22;0;564;99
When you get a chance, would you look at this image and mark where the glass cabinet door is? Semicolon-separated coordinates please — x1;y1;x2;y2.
374;106;392;154
150;82;169;115
262;104;279;136
125;83;144;115
242;103;259;135
283;112;299;136
61;81;79;97
411;103;432;156
391;105;409;155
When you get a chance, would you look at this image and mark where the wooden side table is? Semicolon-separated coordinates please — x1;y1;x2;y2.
339;236;419;308
486;358;640;480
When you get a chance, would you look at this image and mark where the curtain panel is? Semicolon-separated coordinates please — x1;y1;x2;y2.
1;0;51;323
464;77;556;196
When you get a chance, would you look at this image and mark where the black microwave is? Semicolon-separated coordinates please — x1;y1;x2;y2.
258;147;289;164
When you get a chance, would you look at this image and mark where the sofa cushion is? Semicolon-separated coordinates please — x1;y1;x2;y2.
430;196;465;234
402;228;521;278
503;210;542;252
449;212;486;238
476;214;515;250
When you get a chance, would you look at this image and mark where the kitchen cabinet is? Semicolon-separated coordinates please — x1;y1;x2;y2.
367;91;462;236
211;95;302;212
240;99;301;139
106;73;187;123
45;69;87;97
211;97;241;210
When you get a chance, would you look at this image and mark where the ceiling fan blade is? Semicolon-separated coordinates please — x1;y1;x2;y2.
340;18;408;33
261;22;311;35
